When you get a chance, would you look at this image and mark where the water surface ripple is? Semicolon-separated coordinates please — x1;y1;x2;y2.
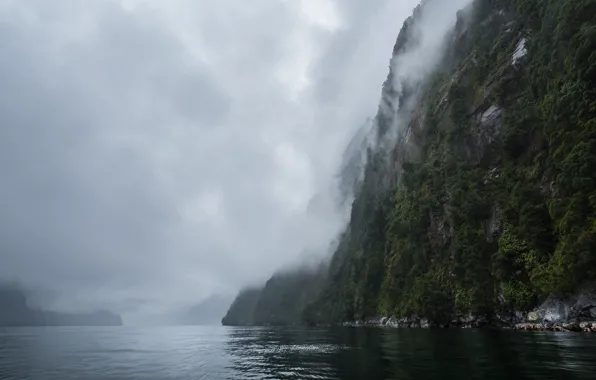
1;326;595;379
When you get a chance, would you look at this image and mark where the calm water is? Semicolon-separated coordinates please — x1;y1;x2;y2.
1;326;595;379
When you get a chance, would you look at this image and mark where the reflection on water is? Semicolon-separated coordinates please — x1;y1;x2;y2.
1;326;595;379
225;327;596;380
225;327;343;379
377;329;594;380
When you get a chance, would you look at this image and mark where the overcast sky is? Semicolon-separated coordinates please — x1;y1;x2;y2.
0;0;421;318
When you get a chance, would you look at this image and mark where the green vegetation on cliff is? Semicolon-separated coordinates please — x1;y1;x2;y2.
317;0;596;323
222;265;326;326
223;0;596;326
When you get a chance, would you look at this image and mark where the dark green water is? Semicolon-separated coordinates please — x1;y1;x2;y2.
1;326;595;379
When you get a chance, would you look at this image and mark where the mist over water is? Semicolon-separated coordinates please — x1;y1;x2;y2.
373;0;474;154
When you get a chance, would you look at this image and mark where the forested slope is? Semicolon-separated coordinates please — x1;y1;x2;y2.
224;0;596;326
222;265;326;326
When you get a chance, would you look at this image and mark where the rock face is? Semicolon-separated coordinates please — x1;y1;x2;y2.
510;284;596;331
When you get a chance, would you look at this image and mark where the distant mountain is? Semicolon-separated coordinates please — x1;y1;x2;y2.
134;294;234;326
221;287;262;326
221;264;328;326
0;282;123;327
175;294;234;325
0;283;46;326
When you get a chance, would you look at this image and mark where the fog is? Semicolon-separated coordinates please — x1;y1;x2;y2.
0;0;471;323
374;0;475;153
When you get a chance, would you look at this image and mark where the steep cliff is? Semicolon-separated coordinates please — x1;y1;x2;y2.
312;0;596;326
224;0;596;327
221;287;262;326
222;265;327;326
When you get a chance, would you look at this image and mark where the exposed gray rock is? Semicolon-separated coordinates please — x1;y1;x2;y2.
528;299;566;322
527;311;540;322
386;316;398;327
511;38;527;66
365;317;383;326
480;105;502;125
544;299;571;322
459;313;476;324
470;103;503;159
523;283;596;324
485;205;501;241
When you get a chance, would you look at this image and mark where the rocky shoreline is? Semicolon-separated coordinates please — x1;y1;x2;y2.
514;322;596;332
341;317;596;332
341;286;596;332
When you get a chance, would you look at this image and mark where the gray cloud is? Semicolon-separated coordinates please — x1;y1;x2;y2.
0;0;420;320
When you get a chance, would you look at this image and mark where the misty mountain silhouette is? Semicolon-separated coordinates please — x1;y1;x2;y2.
0;282;122;326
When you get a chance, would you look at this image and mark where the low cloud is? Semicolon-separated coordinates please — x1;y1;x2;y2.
0;0;420;319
